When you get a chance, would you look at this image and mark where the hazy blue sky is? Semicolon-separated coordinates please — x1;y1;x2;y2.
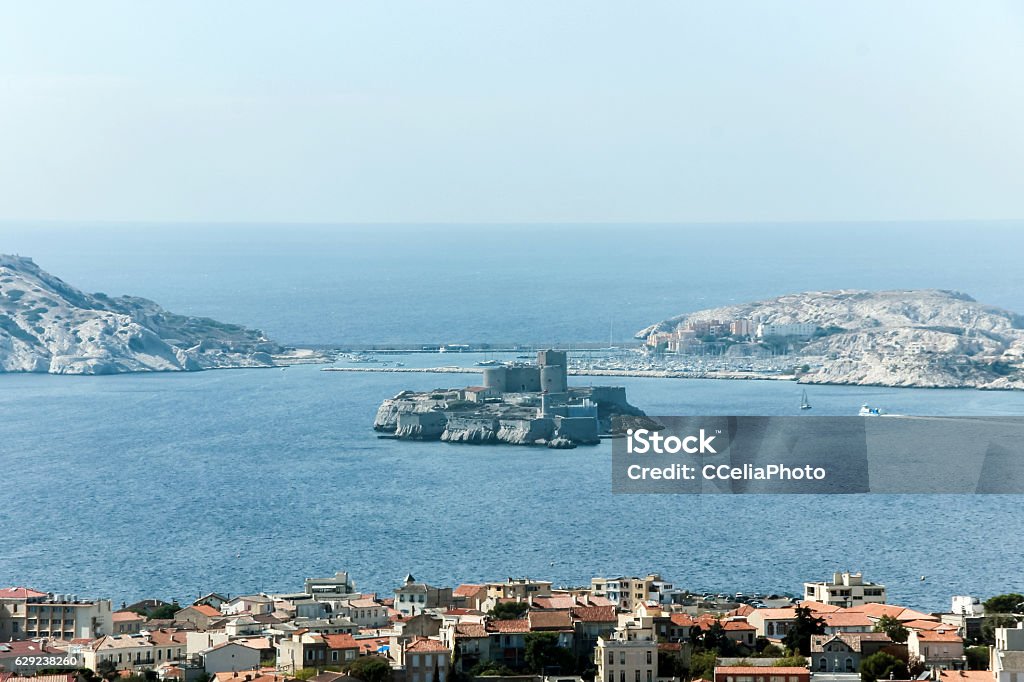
1;2;1023;223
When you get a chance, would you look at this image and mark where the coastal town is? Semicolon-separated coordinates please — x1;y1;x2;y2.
2;572;1022;682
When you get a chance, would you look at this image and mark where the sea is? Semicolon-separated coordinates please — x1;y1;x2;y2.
1;222;1023;612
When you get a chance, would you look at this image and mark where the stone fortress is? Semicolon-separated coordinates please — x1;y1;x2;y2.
373;350;645;447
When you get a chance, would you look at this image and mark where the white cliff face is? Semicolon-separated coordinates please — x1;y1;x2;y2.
638;289;1024;389
0;254;282;374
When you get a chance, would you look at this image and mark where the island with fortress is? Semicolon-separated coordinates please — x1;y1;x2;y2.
372;350;647;447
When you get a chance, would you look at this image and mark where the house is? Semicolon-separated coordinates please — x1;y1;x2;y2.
397;637;450;682
149;629;189;665
803;573;886;608
394;576;453;617
83;634;157;671
595;617;657;682
0;588;114;642
571;606;618;659
323;634;360;666
720;619;757;649
484;579;553;604
222;597;274;617
713;667;810;682
452;585;487;611
487;619;531;667
590;576;665;612
745;608;796;639
276;631;328;673
199;642;261;674
194;595;230;611
113;611;148;635
907;630;964;669
304;573;356;598
441;622;490;673
528;611;574;650
991;625;1024;682
821;610;873;634
810;633;870;672
174;605;223;631
334;598;387;628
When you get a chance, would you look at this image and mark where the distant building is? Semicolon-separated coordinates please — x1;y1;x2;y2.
803;572;886;607
595;613;658;682
0;587;113;642
756;323;818;339
304;572;356;598
991;625;1024;682
907;629;964;670
394;575;454;617
590;576;668;612
484;578;553;603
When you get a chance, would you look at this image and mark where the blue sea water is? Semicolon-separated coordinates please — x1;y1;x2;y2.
1;223;1024;611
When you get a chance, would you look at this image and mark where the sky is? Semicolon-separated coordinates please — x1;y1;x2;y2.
1;1;1023;224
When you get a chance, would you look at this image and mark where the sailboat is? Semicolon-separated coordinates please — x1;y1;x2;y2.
800;389;812;410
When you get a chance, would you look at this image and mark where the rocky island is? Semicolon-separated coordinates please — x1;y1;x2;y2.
374;350;647;447
0;254;295;374
638;289;1024;390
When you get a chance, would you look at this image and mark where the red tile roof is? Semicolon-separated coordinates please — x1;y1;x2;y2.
669;613;696;627
572;606;617;623
722;620;756;631
454;624;489;639
0;587;47;599
405;638;450;653
529;611;572;630
324;634;360;650
489;619;530;633
916;630;963;642
453;584;484;597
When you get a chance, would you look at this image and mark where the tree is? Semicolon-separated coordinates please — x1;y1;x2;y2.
982;615;1018;644
965;646;989;671
774;656;808;668
860;651;908;682
346;656;394;682
984;594;1024;615
523;632;575;674
489;601;529;620
874;615;909;644
691;622;738;656
689;650;718;681
783;607;825;656
759;644;785;658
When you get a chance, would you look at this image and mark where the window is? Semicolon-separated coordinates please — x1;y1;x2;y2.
307;650;314;661
635;671;640;682
332;651;339;662
646;651;652;665
647;672;652;682
619;653;625;665
608;652;614;664
413;655;421;667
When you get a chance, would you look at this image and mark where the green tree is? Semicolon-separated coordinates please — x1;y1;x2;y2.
689;650;718;681
470;662;515;677
984;594;1024;615
965;646;989;671
346;656;395;682
982;615;1018;644
759;644;785;658
783;607;825;656
691;622;737;656
873;615;909;644
774;656;808;667
860;651;908;682
489;602;529;620
523;632;575;674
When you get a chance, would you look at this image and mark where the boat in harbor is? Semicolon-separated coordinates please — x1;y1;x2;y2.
475;359;503;367
800;389;812;410
859;403;883;416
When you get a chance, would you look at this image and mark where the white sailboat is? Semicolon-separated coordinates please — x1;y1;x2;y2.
800;389;812;410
